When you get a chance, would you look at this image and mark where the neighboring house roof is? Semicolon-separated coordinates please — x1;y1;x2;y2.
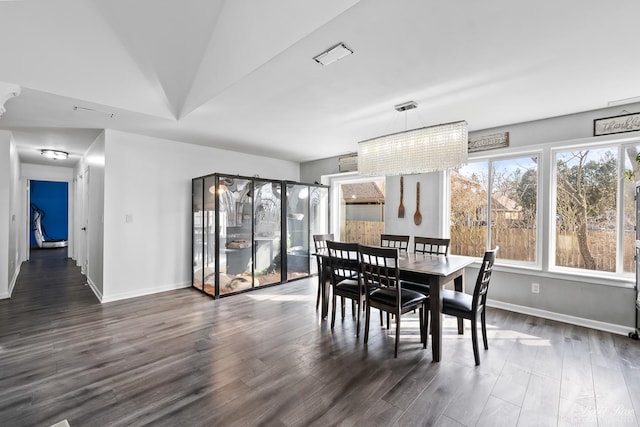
342;182;385;204
451;172;522;213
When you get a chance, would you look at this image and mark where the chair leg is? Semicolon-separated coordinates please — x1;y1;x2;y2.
351;300;356;318
386;312;391;330
331;292;337;330
471;318;480;366
355;299;361;338
420;307;426;349
481;310;488;350
364;304;371;344
394;312;400;358
424;303;430;345
315;277;321;310
341;297;346;319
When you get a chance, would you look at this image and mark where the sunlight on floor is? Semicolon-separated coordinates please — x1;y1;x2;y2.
441;323;551;346
246;294;315;302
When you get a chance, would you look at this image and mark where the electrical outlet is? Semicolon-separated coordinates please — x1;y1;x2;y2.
531;282;540;294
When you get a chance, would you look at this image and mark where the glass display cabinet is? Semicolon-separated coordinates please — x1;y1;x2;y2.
192;173;329;298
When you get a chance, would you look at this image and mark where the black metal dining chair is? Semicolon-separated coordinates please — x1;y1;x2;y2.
327;240;364;336
313;234;334;310
359;244;428;357
380;234;409;253
442;247;498;365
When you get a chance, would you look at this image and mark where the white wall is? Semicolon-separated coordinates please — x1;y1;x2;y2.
0;130;22;299
21;163;74;181
100;130;299;302
383;172;447;247
8;134;21;296
77;132;105;298
0;131;11;298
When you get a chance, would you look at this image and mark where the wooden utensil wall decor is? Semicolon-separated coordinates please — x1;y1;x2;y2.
414;182;422;225
398;176;405;218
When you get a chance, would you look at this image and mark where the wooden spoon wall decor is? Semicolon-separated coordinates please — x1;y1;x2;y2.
414;182;422;225
398;176;405;218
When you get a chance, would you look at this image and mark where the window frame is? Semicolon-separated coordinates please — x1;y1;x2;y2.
449;150;543;269
549;141;635;278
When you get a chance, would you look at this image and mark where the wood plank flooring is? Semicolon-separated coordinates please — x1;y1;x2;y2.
2;248;640;426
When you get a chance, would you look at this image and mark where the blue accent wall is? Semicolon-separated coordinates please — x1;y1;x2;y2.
30;180;68;246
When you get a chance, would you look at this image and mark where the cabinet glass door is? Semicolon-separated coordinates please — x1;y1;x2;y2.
219;176;254;295
286;184;310;280
203;176;216;296
192;178;204;291
309;186;329;275
254;180;282;286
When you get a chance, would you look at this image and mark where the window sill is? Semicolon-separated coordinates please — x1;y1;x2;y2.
464;260;635;289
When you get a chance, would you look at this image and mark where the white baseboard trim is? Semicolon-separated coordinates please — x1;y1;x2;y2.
7;263;21;298
487;299;633;336
100;282;191;303
86;277;103;302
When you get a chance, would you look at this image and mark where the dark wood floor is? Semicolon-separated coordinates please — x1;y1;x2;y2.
2;249;640;426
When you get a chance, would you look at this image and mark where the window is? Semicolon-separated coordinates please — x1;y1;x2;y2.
450;155;538;264
553;144;637;274
446;138;640;278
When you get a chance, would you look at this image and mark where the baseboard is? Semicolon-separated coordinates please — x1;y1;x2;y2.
86;277;103;302
487;299;632;336
100;282;191;303
3;263;22;299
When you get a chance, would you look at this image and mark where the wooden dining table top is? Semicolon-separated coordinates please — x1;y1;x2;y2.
314;249;475;276
398;253;475;276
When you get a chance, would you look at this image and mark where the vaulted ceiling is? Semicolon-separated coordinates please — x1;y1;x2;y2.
1;0;639;167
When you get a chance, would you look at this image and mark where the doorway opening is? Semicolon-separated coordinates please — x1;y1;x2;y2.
30;180;69;252
330;176;385;245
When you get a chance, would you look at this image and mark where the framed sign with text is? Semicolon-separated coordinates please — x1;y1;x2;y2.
468;132;509;153
594;112;640;136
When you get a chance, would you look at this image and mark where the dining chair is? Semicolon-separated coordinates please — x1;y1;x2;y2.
380;234;410;253
414;237;450;255
327;240;364;335
313;234;334;310
442;247;498;365
359;244;428;357
402;237;451;296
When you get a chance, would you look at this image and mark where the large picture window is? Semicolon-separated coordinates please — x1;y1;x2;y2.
553;145;637;274
450;155;538;264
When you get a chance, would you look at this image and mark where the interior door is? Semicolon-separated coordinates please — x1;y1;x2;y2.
83;168;90;276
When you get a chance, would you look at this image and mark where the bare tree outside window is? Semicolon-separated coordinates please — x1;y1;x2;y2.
555;148;617;271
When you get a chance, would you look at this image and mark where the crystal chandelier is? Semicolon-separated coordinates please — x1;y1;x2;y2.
357;103;468;176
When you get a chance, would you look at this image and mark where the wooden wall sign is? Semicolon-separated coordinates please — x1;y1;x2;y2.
594;112;640;136
338;153;358;172
468;132;509;153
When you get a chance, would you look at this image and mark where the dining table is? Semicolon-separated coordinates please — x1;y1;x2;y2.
314;250;475;363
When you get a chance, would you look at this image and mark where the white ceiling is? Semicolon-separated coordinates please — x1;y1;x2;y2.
1;0;639;167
